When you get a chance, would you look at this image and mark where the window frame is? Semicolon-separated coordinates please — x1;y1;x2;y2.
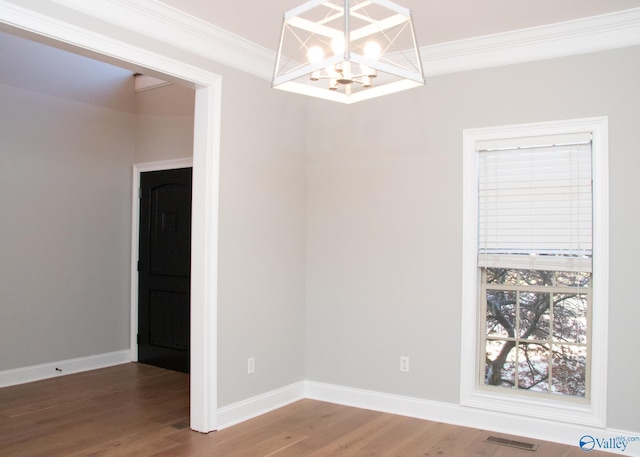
460;117;609;427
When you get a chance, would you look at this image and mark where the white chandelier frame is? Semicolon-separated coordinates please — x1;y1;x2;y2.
272;0;425;104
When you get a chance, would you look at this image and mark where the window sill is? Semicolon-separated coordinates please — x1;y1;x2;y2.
461;385;605;427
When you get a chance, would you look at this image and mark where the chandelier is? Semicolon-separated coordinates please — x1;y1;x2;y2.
272;0;425;104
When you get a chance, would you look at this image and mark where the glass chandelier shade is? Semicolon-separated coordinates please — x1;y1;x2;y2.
272;0;425;104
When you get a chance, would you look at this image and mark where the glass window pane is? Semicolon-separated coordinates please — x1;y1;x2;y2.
486;290;516;337
556;271;591;288
481;266;590;399
551;345;586;397
517;343;550;393
553;293;588;344
486;268;518;285
485;339;516;388
519;291;550;339
519;270;554;286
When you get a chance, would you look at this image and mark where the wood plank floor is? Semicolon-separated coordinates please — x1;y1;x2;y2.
0;363;608;456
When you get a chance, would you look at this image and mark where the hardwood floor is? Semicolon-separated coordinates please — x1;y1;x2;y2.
0;363;608;456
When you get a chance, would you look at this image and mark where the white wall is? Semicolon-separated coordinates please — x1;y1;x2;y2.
305;46;640;434
0;31;135;370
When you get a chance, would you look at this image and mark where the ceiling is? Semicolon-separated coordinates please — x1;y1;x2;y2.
158;0;640;50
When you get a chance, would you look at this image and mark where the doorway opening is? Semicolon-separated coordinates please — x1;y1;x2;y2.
0;8;221;432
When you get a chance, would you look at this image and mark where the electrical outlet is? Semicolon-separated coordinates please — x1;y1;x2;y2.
400;356;410;373
248;357;255;374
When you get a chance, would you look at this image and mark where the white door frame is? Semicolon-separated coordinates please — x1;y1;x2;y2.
0;4;221;433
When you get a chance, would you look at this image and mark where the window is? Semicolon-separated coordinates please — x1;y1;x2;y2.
482;268;590;397
460;118;608;427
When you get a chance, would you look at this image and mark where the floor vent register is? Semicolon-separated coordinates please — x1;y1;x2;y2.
485;435;538;451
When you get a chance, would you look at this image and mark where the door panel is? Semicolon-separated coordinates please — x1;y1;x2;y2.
138;168;192;373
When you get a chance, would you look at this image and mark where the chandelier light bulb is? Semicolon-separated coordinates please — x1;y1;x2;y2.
307;45;325;64
364;41;382;60
331;34;345;56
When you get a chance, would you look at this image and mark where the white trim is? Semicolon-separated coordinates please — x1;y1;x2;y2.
590;117;610;431
0;1;218;87
217;382;306;430
0;1;221;433
49;0;275;80
305;381;640;456
130;159;194;364
0;351;130;388
422;8;640;77
190;85;222;433
460;117;609;428
134;74;172;92
40;1;640;80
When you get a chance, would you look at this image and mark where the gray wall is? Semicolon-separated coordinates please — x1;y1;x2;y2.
215;64;308;407
304;46;640;433
133;66;309;408
0;32;135;369
134;83;195;163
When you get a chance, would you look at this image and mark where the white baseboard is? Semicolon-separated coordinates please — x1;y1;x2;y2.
304;381;640;456
215;379;640;455
0;350;131;388
217;381;305;430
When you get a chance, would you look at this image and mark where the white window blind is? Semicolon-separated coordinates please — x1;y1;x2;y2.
477;133;592;272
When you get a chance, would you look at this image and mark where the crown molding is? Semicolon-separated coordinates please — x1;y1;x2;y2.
0;0;220;86
46;1;640;80
422;7;640;76
50;0;275;79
